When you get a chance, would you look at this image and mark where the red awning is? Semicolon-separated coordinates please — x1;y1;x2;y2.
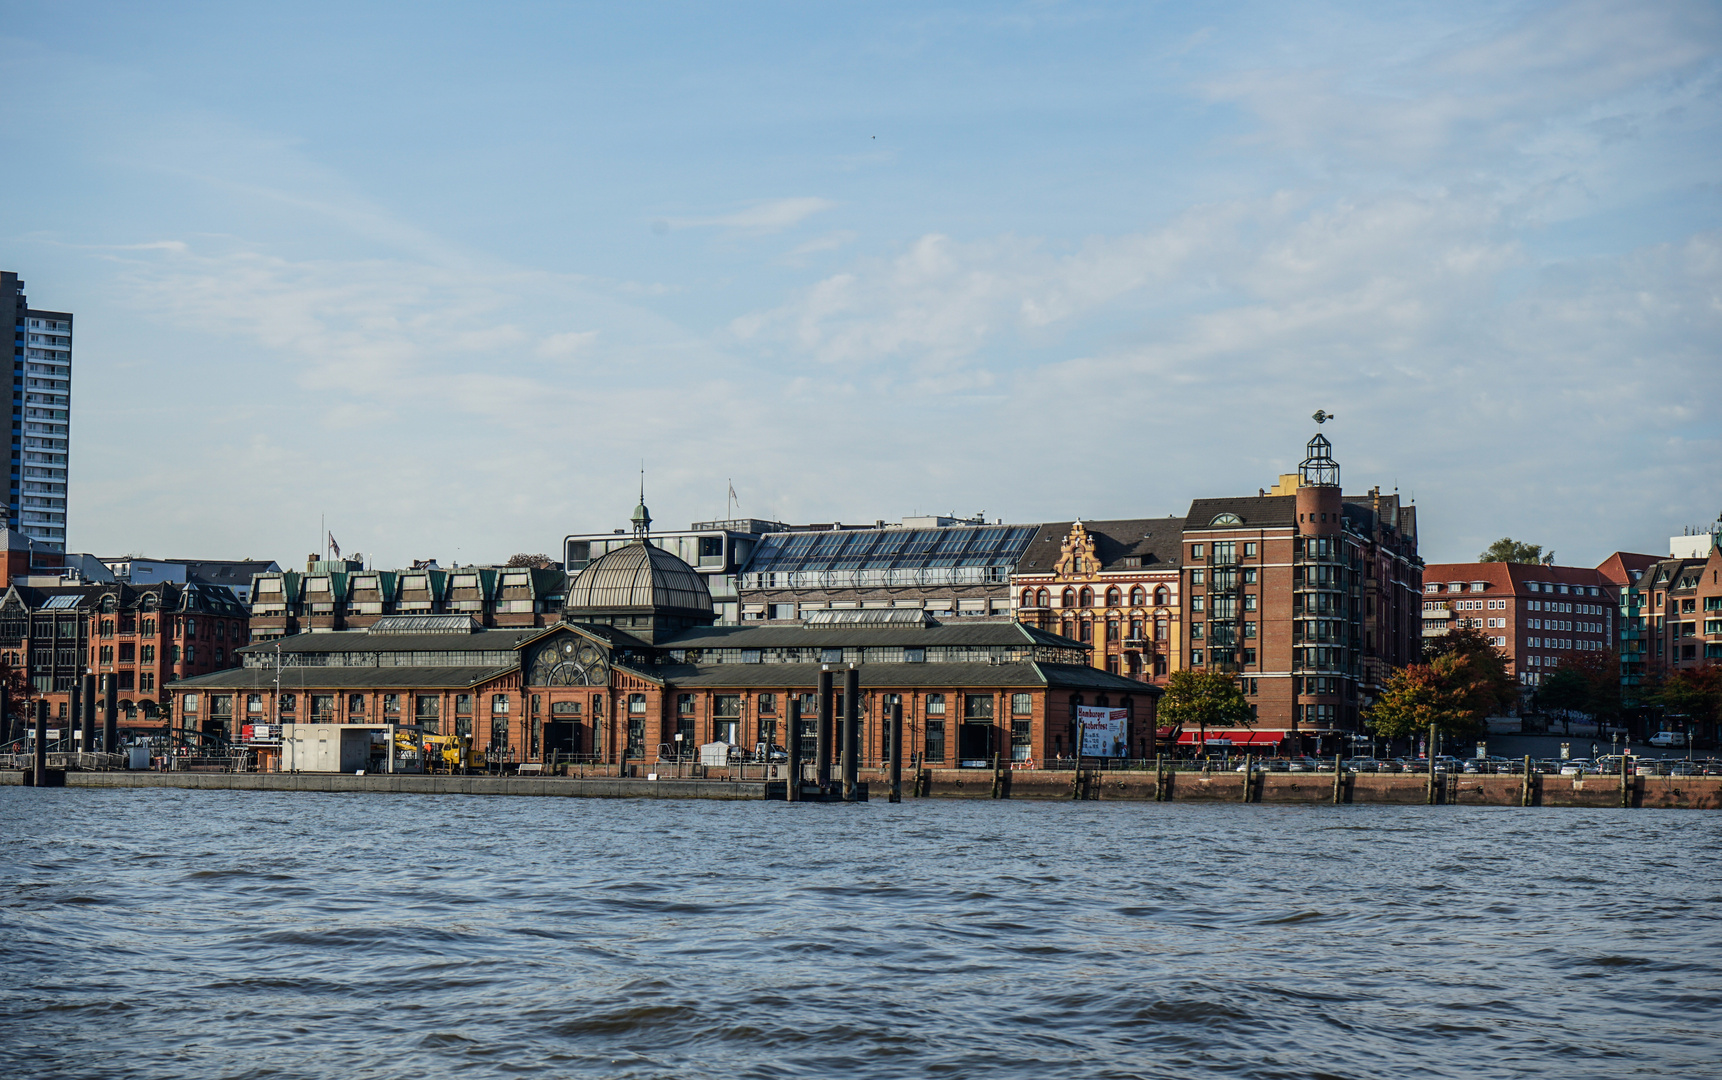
1175;729;1289;747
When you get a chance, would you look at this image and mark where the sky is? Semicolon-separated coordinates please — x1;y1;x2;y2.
2;0;1718;569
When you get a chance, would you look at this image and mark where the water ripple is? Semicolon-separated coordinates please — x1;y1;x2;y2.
1;791;1718;1079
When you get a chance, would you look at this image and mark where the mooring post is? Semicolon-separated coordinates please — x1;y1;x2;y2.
81;673;96;757
1521;754;1532;807
817;666;834;792
786;698;802;802
842;665;860;801
1333;753;1344;804
1426;725;1438;805
889;701;903;803
1241;760;1252;803
102;675;118;755
990;752;1002;799
69;681;81;762
1620;752;1631;808
33;699;48;787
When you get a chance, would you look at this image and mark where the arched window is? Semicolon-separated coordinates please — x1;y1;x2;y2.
1061;587;1076;608
1105;586;1122;607
1022;588;1037;608
1153;586;1170;607
1061;620;1074;640
1130;586;1146;607
1036;588;1050;608
1078;586;1094;608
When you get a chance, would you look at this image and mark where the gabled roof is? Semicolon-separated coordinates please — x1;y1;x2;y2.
1014;518;1184;576
1183;496;1298;532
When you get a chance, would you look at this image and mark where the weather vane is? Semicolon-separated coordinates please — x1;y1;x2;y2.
1312;410;1334;425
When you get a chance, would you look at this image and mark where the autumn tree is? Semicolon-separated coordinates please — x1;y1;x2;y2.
1369;635;1517;745
1422;626;1518;713
1158;670;1252;755
1479;537;1555;564
505;553;556;569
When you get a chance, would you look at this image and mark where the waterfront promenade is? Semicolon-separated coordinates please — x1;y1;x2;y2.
7;767;1719;808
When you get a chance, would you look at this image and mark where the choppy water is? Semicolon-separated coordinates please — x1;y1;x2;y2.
2;789;1719;1080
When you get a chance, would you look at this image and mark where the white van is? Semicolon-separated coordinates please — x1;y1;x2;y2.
1647;731;1686;748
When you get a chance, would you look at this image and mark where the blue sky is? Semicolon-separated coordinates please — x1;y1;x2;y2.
3;0;1719;568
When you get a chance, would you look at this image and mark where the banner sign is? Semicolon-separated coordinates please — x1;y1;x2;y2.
1077;706;1129;758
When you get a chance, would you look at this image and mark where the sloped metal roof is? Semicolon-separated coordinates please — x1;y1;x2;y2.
564;540;712;615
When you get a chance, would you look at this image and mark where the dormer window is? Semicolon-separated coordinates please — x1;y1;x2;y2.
1210;513;1243;526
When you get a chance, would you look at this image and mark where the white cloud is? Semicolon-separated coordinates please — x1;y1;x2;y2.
665;197;835;234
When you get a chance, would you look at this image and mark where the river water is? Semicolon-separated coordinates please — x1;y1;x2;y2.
2;789;1718;1080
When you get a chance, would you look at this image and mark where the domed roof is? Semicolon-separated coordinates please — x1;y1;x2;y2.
563;540;713;619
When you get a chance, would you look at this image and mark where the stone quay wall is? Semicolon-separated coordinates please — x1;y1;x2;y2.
4;768;1717;809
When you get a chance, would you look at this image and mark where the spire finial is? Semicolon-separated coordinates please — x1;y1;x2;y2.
632;464;652;540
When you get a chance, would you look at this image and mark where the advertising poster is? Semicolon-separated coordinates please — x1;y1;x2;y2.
1077;706;1129;758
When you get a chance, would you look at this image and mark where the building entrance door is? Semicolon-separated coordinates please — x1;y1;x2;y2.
958;722;995;766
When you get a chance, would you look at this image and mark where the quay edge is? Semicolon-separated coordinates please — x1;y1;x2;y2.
3;769;1720;808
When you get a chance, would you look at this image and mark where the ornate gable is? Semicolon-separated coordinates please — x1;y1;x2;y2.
1054;522;1100;581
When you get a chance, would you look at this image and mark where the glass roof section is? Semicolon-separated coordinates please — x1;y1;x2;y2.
740;525;1036;590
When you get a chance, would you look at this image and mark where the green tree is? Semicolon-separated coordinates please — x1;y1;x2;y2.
1478;537;1555;564
1158;670;1252;755
1646;665;1722;737
1538;663;1590;717
1541;651;1622;721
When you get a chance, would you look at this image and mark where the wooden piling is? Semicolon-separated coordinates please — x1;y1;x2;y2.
1521;755;1532;807
33;699;48;787
1620;753;1631;808
1241;760;1253;803
1332;754;1344;804
80;673;96;755
102;675;118;755
786;699;802;802
889;702;903;804
841;665;860;801
816;666;834;791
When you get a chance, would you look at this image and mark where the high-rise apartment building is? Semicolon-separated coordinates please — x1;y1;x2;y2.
3;271;72;551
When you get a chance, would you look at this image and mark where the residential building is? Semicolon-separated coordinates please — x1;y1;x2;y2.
1618;537;1715;747
178;499;1148;765
0;579;247;734
3;271;72;550
1419;561;1624;691
1011;518;1183;683
1174;430;1423;753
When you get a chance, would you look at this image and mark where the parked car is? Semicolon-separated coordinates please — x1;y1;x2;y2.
1666;760;1702;777
1558;760;1594;776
